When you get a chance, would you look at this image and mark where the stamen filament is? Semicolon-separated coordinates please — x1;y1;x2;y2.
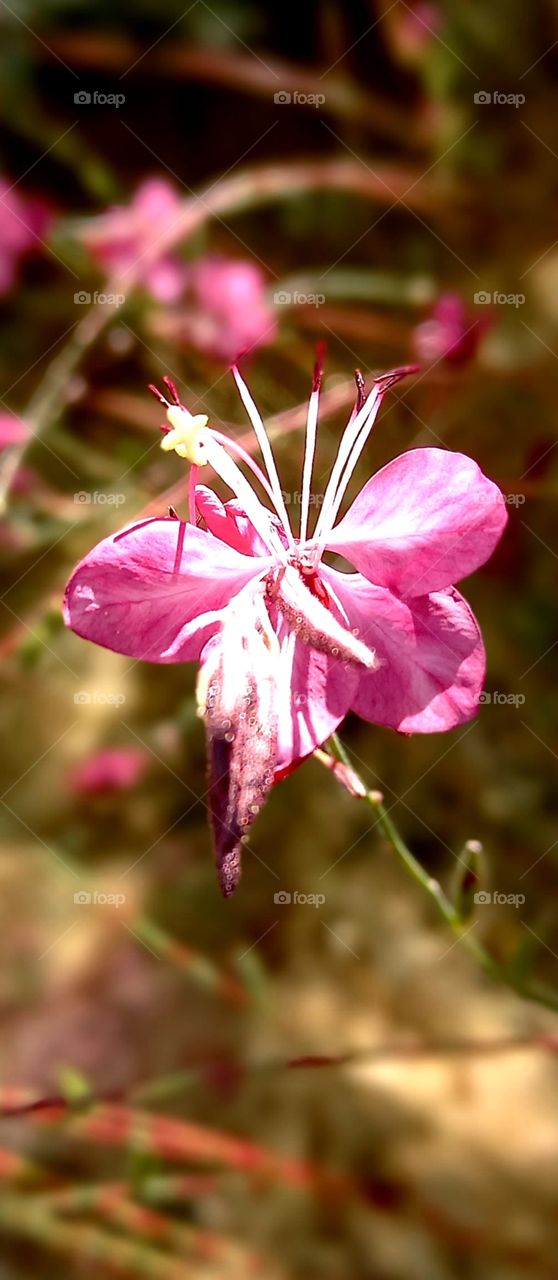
232;366;294;547
211;431;279;509
203;435;287;561
313;366;416;550
299;357;322;545
188;464;198;525
313;383;383;546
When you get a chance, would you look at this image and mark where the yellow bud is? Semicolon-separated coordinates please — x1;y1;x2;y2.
161;407;209;465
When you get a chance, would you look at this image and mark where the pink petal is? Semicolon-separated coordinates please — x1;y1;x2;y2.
268;594;359;772
195;485;276;558
69;747;149;795
64;518;269;663
326;448;507;596
0;414;28;449
275;635;358;770
322;566;485;733
145;258;187;305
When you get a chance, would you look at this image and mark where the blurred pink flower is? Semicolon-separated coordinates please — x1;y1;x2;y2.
64;366;506;894
412;292;485;366
0;179;50;295
69;747;149;797
185;257;276;361
79;177;187;304
0;414;29;449
384;2;441;64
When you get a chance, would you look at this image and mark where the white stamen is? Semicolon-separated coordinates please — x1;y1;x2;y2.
211;430;279;509
272;565;379;670
312;384;382;546
232;366;294;547
203;435;287;562
312;367;415;549
318;399;383;537
299;375;321;545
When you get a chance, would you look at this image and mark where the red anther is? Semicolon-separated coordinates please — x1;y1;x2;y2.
162;375;181;405
354;369;366;412
148;383;169;407
312;340;326;392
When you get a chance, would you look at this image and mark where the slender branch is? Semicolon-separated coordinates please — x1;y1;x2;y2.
328;734;558;1015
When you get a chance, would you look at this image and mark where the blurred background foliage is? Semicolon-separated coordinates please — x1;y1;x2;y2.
0;1;558;1276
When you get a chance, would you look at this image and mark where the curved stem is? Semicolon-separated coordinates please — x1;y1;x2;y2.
329;734;558;1016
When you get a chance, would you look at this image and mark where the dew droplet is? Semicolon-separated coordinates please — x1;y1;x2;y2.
224;730;235;742
295;693;307;707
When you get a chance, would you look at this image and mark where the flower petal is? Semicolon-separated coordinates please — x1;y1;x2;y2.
64;517;269;663
195;485;273;558
268;592;360;771
322;567;485;732
326;448;507;596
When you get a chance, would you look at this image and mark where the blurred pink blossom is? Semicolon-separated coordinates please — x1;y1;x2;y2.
385;2;441;63
185;257;277;361
0;179;50;295
68;747;150;797
79;177;187;303
412;292;485;366
0;414;29;449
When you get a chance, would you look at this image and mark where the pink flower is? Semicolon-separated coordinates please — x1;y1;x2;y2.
384;2;441;64
68;747;149;797
64;364;507;895
0;179;50;295
79;178;187;304
184;257;276;361
413;292;485;366
0;414;28;449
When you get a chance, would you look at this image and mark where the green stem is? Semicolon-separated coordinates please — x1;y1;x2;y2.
329;734;558;1015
